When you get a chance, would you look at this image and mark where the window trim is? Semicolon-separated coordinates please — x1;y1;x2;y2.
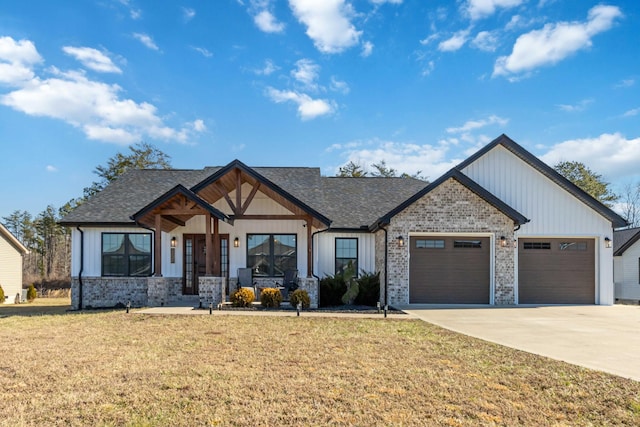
101;232;152;277
415;239;445;249
335;237;358;275
246;233;297;277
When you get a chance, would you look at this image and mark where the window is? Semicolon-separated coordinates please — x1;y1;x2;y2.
102;233;151;277
415;239;445;249
247;234;296;276
559;242;587;251
523;242;551;250
454;240;482;248
335;238;358;275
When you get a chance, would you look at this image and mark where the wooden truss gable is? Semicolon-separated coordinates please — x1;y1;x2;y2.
191;160;331;229
130;185;230;233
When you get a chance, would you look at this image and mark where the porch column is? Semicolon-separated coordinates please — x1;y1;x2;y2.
205;212;212;276
213;217;221;276
154;214;162;277
306;216;313;278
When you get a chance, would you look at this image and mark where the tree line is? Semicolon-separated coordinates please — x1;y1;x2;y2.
2;143;640;287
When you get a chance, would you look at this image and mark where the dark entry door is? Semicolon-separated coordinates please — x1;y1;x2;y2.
183;234;229;295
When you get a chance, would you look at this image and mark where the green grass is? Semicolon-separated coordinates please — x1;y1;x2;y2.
0;301;639;426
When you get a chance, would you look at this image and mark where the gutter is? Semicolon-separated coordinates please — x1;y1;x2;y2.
76;226;84;310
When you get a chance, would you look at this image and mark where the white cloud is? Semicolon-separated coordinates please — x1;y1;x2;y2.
291;58;320;89
557;98;593;112
471;30;499;52
438;30;470;52
133;33;159;51
333;139;462;179
254;10;285;33
0;38;198;145
623;108;640;117
118;0;141;19
370;0;402;4
421;60;435;76
0;36;43;86
266;87;335;120
253;59;279;75
446;115;509;133
183;7;196;22
330;76;350;94
46;165;58;172
540;133;640;179
464;0;524;21
494;5;622;78
420;33;440;45
62;46;121;73
288;0;362;54
191;119;206;132
191;46;213;57
615;78;635;88
361;41;374;57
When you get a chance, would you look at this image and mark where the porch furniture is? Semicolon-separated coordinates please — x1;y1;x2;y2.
236;268;256;297
280;269;299;300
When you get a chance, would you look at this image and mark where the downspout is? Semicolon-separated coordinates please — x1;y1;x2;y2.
76;226;84;311
134;219;156;277
311;227;331;307
381;225;388;318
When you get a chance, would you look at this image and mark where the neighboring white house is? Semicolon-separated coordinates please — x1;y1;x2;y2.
613;227;640;302
59;135;627;310
0;223;28;304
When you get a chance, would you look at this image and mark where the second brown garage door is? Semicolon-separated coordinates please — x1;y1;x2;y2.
518;238;595;304
409;236;490;304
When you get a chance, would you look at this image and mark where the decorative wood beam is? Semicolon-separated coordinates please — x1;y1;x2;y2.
240;182;260;215
231;214;310;220
205;212;212;276
306;216;313;278
213;181;237;214
154;214;162;277
163;215;186;227
235;169;242;216
213;217;220;276
156;208;207;216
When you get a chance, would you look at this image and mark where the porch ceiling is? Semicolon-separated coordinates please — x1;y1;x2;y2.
192;161;330;229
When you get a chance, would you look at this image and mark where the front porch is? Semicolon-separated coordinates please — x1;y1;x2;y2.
71;275;319;309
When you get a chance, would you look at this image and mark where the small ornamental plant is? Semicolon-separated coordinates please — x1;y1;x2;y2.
0;285;4;304
230;288;254;307
27;284;37;302
260;288;282;308
289;289;310;309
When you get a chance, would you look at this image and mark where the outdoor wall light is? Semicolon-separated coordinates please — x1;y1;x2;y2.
170;236;177;248
500;236;507;247
234;237;240;248
605;237;612;249
397;236;405;247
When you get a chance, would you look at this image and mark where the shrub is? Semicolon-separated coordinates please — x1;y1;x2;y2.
289;289;310;309
0;285;4;304
260;288;282;308
27;284;37;302
319;275;346;307
230;288;254;307
355;271;381;306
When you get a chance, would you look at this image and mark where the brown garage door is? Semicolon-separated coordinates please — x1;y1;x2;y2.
409;236;490;304
518;238;595;304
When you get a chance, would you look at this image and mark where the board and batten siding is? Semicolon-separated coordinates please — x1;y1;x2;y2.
314;232;376;277
0;233;24;303
614;243;640;301
461;145;615;305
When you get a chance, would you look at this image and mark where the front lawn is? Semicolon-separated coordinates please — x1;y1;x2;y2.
0;308;638;426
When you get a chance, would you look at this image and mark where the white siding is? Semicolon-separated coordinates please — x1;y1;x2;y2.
315;232;376;277
462;145;615;305
614;243;640;300
0;234;23;303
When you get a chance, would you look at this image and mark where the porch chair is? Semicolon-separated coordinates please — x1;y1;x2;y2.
236;268;256;297
280;269;299;301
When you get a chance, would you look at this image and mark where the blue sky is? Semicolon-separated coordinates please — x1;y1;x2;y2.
0;0;638;220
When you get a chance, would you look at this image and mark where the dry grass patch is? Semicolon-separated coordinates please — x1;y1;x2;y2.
0;310;639;426
0;297;70;317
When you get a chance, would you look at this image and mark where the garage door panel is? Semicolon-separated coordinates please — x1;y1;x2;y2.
410;236;490;304
519;238;594;304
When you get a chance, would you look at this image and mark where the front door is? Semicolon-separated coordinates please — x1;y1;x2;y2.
183;234;229;295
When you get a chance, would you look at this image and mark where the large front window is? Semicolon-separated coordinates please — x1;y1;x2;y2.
247;234;296;276
102;233;151;276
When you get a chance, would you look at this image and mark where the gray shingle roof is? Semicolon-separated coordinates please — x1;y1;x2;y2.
614;227;640;256
59;165;428;229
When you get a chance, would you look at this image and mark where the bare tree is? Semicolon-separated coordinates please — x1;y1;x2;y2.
620;183;640;228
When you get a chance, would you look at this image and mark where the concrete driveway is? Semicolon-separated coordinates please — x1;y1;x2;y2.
401;304;640;381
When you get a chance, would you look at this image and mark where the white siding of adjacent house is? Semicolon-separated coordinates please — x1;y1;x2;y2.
314;232;376;278
614;244;640;301
461;145;615;305
0;233;25;303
